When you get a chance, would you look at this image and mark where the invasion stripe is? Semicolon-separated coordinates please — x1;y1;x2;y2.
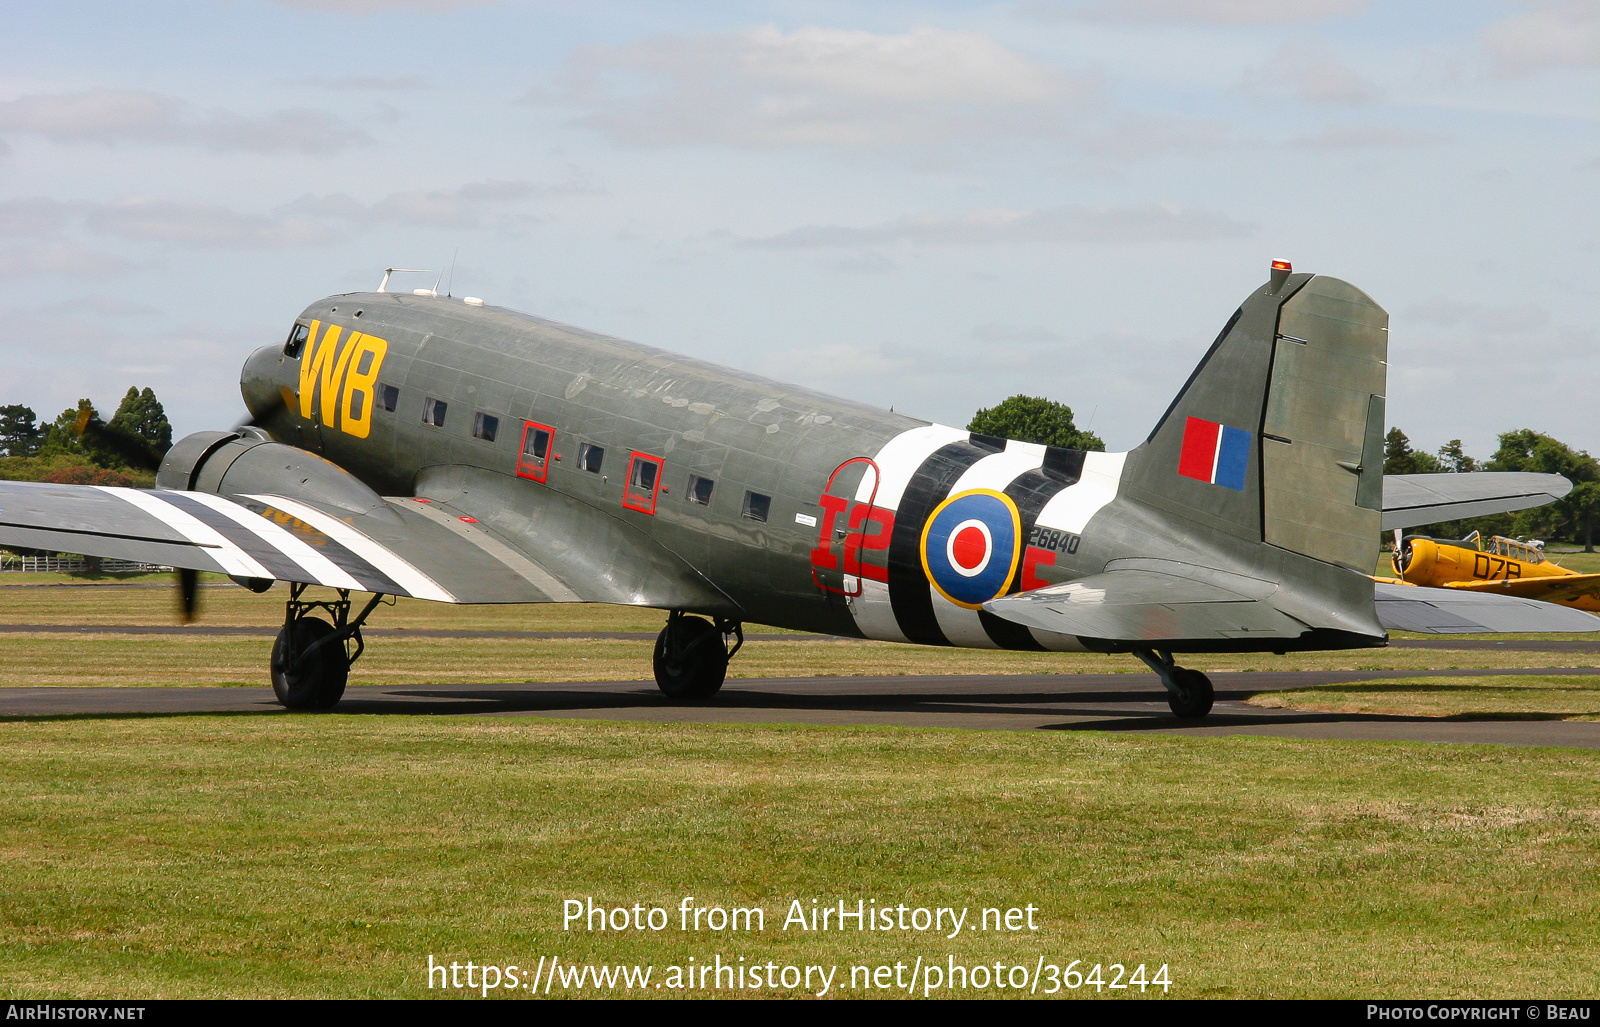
153;492;320;585
177;492;365;591
249;494;455;603
233;497;409;597
158;492;365;591
886;435;1003;645
98;487;271;580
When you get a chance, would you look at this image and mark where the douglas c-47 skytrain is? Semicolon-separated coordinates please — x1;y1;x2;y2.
0;262;1590;716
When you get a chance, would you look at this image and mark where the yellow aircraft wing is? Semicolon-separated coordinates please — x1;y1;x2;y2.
1442;573;1600;604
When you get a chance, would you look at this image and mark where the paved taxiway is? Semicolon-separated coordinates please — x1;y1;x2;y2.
4;666;1599;748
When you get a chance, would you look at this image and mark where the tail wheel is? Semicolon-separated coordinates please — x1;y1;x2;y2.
1167;668;1214;719
653;616;728;699
271;616;348;710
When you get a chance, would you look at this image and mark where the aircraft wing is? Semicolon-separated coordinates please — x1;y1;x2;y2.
0;473;733;609
1373;580;1599;633
1382;472;1572;531
1440;573;1600;605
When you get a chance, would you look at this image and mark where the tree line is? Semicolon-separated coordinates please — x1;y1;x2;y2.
0;388;173;488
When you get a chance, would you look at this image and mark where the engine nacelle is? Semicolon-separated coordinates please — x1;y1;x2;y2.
156;430;396;519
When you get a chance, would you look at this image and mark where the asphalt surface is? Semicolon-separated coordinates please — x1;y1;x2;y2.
5;666;1600;748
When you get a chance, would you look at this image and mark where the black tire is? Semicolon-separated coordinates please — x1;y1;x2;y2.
653;617;727;699
271;617;348;710
1167;668;1214;719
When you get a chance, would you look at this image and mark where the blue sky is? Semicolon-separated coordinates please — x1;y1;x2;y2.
1;0;1595;458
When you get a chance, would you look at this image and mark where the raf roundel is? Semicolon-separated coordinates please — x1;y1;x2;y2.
919;489;1024;610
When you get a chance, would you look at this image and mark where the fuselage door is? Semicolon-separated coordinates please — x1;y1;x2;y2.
809;457;891;596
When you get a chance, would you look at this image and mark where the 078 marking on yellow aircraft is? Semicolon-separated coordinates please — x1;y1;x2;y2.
296;319;388;440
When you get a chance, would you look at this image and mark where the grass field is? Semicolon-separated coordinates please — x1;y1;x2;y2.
2;716;1599;999
1250;675;1600;720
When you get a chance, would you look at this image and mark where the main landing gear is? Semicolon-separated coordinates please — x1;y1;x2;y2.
270;583;385;710
1133;648;1214;719
653;611;743;700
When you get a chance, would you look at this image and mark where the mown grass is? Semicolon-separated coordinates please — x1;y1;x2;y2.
1249;674;1600;721
0;715;1598;999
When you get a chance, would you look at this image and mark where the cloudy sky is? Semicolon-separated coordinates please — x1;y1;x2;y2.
2;0;1595;458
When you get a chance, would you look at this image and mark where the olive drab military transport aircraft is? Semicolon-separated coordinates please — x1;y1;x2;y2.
0;261;1593;718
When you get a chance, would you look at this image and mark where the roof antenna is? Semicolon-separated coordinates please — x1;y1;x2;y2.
446;249;458;298
378;267;430;293
430;265;444;298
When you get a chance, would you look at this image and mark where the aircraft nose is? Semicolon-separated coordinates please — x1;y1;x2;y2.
240;343;290;422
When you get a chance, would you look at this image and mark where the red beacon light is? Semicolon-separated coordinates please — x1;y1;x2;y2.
1269;259;1293;293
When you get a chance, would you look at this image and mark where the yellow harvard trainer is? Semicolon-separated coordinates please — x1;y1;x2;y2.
1393;532;1600;612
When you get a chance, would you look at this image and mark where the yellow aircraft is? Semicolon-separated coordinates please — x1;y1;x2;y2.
1393;531;1600;612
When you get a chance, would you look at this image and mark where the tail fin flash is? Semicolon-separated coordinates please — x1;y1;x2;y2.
1127;268;1388;571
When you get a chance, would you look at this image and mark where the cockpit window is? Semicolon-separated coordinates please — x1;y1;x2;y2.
284;323;309;358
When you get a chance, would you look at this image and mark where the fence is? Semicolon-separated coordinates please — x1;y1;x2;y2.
0;553;172;573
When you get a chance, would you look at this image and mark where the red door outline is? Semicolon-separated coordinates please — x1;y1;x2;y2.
810;457;888;597
517;421;555;482
623;451;664;515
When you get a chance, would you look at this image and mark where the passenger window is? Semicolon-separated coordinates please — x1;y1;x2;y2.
742;491;770;522
579;442;604;473
472;412;499;442
517;421;555;482
423;397;447;427
283;323;309;358
624;452;664;514
377;384;399;413
687;474;714;506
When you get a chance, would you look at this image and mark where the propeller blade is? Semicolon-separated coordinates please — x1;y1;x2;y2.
177;567;199;623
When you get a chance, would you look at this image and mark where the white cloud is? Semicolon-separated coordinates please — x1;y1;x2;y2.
1019;0;1366;24
1286;124;1446;149
283;179;563;228
84;198;338;247
0;198;72;236
1240;41;1381;104
551;24;1095;149
743;203;1253;247
0;89;371;153
0;242;133;278
292;76;430;90
1482;1;1600;75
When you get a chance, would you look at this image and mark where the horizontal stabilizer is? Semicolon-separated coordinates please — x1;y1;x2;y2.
1374;580;1599;633
1382;472;1571;531
983;563;1308;642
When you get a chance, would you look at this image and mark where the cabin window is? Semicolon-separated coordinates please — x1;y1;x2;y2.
623;452;664;514
517;421;555;482
472;412;499;443
283;322;309;358
687;474;714;506
742;490;770;522
423;397;448;427
377;384;399;413
579;442;604;473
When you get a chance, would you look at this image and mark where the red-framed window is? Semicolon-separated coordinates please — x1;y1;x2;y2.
623;451;664;514
517;421;555;482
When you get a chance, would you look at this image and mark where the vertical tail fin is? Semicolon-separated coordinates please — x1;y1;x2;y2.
1124;267;1388;571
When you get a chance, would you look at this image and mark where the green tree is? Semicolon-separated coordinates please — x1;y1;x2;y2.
107;387;172;455
38;399;101;463
0;405;42;457
1486;429;1600;549
967;395;1105;451
1383;428;1442;475
1436;439;1477;473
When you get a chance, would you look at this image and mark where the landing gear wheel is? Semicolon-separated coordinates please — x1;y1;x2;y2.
271;616;349;710
1167;668;1214;719
653;616;728;699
